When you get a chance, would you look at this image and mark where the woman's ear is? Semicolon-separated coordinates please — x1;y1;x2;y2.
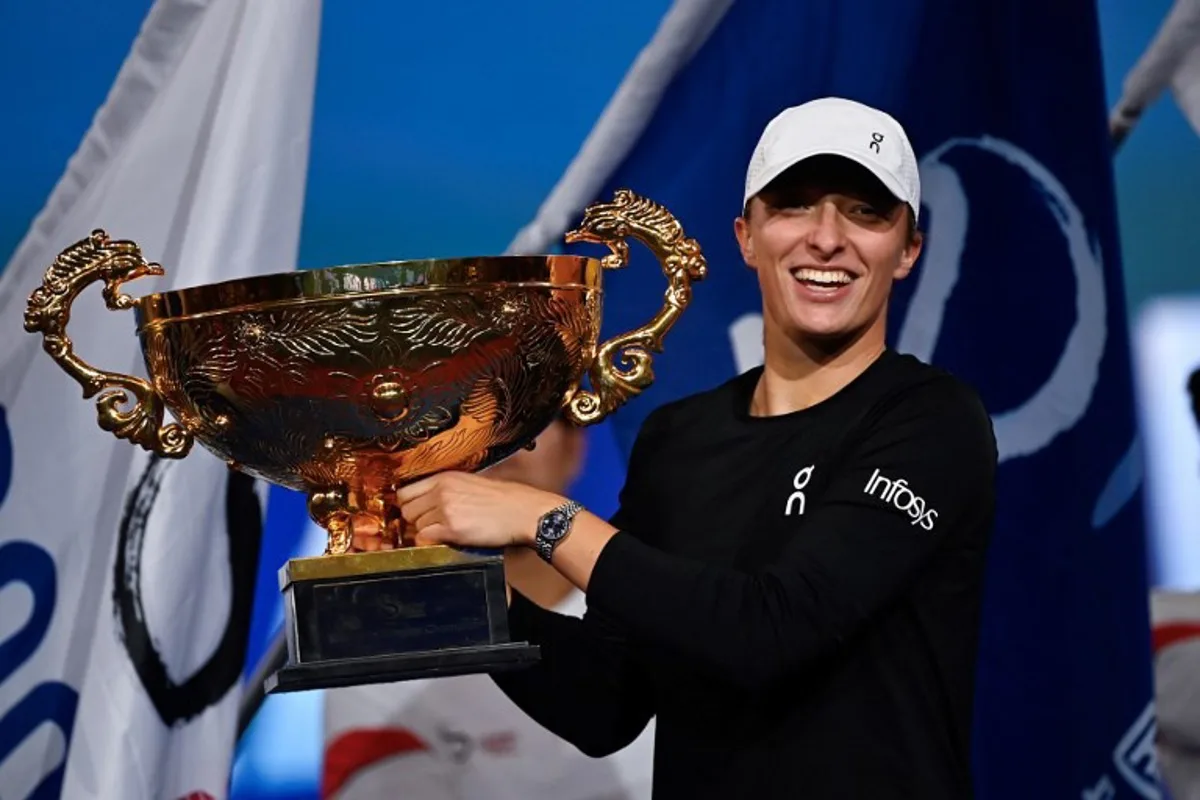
734;212;757;270
894;228;923;280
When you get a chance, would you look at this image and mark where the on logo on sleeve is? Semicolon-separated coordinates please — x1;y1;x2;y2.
863;468;938;530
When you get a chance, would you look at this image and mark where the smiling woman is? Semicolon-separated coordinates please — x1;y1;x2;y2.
392;97;999;799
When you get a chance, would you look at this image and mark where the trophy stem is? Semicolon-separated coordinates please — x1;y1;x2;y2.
307;484;409;555
307;486;353;555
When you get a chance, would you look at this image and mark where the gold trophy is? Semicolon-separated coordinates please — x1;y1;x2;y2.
23;189;706;693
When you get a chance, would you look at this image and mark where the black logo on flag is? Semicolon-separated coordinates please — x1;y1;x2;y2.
113;456;263;726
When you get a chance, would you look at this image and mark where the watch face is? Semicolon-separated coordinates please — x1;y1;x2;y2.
543;511;569;541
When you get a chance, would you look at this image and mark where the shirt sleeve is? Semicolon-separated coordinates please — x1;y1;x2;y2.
490;594;656;757
584;376;997;693
488;420;662;758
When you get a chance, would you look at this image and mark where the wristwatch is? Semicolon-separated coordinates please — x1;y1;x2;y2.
534;500;584;563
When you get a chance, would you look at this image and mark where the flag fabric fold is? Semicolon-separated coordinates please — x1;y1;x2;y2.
0;0;320;797
1111;0;1200;142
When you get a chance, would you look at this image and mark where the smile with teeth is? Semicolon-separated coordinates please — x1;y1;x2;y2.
790;267;854;289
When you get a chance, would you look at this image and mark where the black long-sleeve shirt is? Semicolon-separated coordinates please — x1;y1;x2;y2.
493;349;997;798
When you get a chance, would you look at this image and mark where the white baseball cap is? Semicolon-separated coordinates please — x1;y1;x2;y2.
743;97;921;221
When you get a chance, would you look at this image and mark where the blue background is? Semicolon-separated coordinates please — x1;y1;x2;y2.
2;1;1199;797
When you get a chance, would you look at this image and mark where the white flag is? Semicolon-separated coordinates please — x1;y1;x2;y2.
0;0;320;797
1110;0;1200;141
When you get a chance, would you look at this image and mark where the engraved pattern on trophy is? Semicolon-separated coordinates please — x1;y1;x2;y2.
23;229;194;457
563;188;708;424
140;283;593;553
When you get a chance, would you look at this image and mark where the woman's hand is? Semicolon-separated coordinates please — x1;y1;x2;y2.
394;471;567;549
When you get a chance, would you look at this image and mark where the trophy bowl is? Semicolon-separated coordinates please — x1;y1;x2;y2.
134;253;605;552
24;189;707;691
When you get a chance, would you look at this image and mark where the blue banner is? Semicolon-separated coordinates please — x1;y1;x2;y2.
570;0;1158;796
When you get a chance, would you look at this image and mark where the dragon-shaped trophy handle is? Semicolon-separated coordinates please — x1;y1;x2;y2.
562;189;708;425
23;229;194;457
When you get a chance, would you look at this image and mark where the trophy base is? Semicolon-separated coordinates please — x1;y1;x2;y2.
266;545;539;693
265;642;541;693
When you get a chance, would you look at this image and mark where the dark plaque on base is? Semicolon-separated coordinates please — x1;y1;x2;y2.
266;547;539;693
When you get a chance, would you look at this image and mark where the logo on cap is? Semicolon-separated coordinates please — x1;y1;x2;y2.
869;132;884;153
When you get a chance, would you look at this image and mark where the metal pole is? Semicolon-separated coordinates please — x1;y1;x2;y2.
1110;107;1138;152
236;627;289;741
